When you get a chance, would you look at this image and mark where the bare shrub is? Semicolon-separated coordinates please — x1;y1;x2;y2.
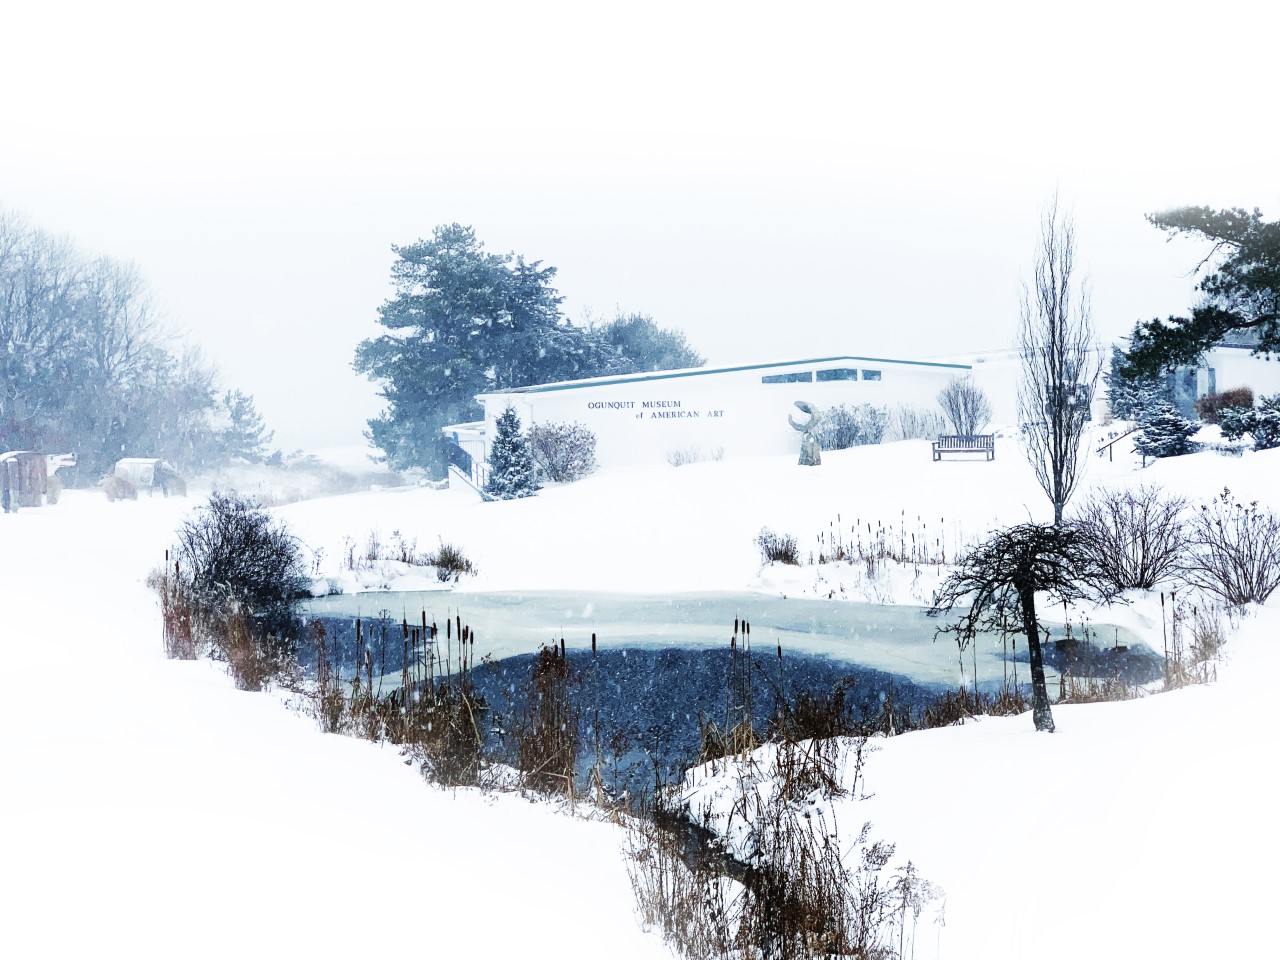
100;474;137;501
667;445;725;467
887;404;949;441
937;376;992;437
174;492;309;638
1072;485;1187;590
1195;386;1253;423
811;404;888;451
756;528;800;566
1183;488;1280;604
528;421;598;482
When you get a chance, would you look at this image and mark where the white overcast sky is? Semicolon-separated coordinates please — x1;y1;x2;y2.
2;1;1277;451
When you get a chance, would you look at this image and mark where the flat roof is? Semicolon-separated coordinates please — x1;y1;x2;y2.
478;355;971;398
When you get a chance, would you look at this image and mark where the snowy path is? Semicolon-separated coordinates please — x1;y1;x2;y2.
1;493;667;959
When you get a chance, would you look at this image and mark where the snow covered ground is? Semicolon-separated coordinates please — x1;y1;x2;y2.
3;428;1277;958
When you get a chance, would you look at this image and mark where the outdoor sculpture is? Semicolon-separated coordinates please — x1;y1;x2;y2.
788;400;822;466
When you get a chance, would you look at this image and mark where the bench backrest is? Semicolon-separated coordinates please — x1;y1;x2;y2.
935;434;993;449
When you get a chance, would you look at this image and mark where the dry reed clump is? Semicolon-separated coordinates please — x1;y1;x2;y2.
516;642;579;797
430;540;475;582
919;685;1031;728
699;620;760;766
333;613;488;787
149;559;200;660
218;606;281;692
815;512;965;569
1163;596;1229;689
629;734;937;960
625;814;739;960
755;530;800;566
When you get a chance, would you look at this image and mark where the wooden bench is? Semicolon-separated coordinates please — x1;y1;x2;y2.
932;434;995;461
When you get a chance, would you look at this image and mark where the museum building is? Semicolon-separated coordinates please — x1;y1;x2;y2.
444;355;972;483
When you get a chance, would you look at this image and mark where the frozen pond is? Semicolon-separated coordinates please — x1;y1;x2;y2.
299;590;1159;796
299;589;1149;692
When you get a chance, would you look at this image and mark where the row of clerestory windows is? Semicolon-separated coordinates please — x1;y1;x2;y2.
761;367;882;385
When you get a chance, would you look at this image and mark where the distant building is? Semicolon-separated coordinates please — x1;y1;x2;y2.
1165;330;1280;416
445;355;971;482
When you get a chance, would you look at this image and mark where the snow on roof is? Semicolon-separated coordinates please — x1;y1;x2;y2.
478;354;972;398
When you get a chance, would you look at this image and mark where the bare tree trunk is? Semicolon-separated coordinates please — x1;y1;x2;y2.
1019;587;1055;732
1018;193;1100;525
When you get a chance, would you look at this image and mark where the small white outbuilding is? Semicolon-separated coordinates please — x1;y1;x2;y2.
447;355;972;479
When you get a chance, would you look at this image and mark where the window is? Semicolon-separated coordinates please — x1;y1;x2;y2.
761;371;813;384
816;368;858;382
861;369;882;381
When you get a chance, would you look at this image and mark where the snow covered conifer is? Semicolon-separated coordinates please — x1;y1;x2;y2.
483;405;540;500
1220;394;1280;450
1133;401;1198;460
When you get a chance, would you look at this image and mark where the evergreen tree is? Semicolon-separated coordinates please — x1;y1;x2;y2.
355;224;597;477
1125;206;1279;377
355;227;706;476
483;406;540;500
587;312;705;375
1220;394;1280;450
217;389;275;463
1133;401;1198;460
1104;339;1169;421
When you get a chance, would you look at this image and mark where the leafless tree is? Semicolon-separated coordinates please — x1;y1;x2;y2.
930;522;1115;733
936;376;992;437
1018;195;1100;524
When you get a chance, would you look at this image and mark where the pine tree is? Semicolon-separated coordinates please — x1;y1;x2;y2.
1220;394;1280;450
1133;401;1198;460
483;406;540;500
1105;335;1171;421
1126;206;1280;377
218;389;275;463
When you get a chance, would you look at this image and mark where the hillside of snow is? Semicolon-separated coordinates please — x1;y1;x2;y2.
4;428;1277;958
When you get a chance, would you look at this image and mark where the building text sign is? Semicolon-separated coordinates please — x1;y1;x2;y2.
586;399;725;420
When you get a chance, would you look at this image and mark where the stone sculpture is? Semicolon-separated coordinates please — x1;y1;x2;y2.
788;400;822;466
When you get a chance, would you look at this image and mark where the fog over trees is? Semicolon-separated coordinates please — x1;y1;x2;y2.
0;209;275;480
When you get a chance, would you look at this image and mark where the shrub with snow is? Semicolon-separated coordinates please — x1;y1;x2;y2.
528;420;597;483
